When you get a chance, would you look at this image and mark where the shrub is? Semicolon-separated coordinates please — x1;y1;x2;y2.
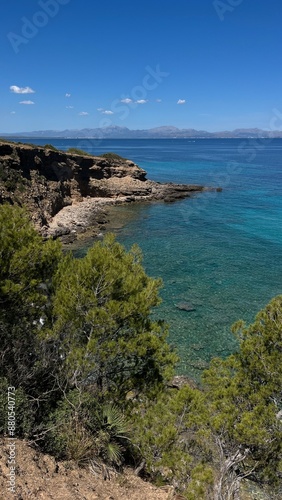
51;233;177;398
99;152;127;161
44;144;58;151
0;378;35;437
45;389;131;466
67;147;91;156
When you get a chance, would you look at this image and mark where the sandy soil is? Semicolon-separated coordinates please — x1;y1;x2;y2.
0;438;177;500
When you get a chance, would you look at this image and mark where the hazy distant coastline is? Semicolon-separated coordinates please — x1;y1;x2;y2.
2;125;282;139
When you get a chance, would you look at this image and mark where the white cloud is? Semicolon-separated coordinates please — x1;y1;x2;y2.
136;99;148;104
11;111;16;114
97;108;114;115
66;106;74;109
79;111;89;116
156;99;162;103
177;99;186;105
20;100;34;105
120;98;133;104
10;85;35;94
65;93;71;97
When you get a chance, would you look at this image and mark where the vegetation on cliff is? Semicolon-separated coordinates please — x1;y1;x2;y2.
99;152;127;161
0;204;281;499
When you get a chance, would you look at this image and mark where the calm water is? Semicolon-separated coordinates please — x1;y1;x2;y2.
14;138;282;378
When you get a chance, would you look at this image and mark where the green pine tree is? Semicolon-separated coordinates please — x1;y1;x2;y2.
50;233;177;398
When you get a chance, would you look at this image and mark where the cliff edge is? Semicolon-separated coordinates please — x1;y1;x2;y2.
0;141;207;240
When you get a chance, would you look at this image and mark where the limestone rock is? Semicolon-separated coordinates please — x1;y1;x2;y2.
0;140;211;239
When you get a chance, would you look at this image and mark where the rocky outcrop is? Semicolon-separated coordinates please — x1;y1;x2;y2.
0;141;208;240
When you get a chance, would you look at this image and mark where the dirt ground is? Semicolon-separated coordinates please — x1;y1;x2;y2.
0;438;177;500
1;438;277;499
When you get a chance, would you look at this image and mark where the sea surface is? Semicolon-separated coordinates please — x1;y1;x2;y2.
13;137;282;379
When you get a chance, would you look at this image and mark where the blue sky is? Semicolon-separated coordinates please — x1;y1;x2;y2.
1;0;282;133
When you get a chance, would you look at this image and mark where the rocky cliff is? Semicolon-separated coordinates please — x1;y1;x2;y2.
0;141;207;240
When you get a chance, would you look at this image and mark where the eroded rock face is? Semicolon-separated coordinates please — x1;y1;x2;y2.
0;142;146;226
0;141;207;237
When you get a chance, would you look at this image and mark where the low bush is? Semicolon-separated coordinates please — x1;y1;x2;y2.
99;152;127;161
67;147;91;156
44;144;58;151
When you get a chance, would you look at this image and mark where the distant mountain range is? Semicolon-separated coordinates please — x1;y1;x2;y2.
2;125;282;139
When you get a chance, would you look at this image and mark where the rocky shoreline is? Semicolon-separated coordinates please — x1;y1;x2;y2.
0;140;216;243
46;183;209;244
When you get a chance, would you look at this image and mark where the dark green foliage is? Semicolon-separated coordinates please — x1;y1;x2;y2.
67;147;91;156
0;164;27;192
131;386;198;484
44;144;58;151
44;389;97;463
99;152;127;161
202;296;282;489
130;383;218;498
50;233;177;397
95;403;130;465
0;378;35;437
0;205;63;389
45;389;131;465
0;205;64;436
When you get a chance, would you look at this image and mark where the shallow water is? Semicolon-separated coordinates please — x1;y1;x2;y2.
15;137;282;378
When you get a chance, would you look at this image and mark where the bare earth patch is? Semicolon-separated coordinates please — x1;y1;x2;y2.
0;438;175;500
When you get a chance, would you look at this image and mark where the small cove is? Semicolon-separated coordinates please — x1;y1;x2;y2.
16;138;282;379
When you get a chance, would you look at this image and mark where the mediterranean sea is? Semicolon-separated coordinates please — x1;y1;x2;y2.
15;138;282;379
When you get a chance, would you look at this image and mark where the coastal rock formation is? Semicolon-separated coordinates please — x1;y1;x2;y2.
0;141;207;239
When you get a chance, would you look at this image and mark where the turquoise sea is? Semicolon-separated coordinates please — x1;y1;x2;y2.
15;138;282;378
